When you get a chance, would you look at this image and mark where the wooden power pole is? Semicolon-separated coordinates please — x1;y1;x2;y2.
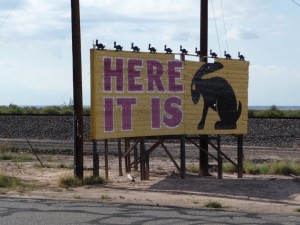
71;0;84;179
199;0;209;176
200;0;208;62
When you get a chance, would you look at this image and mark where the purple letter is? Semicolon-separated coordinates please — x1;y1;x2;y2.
163;97;183;128
104;98;114;132
147;59;165;92
128;58;143;92
104;57;124;92
116;98;137;131
168;60;183;92
151;97;161;129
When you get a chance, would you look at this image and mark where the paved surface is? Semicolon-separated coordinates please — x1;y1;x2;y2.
0;197;299;225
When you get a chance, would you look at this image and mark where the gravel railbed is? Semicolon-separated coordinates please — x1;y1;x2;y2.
0;115;299;159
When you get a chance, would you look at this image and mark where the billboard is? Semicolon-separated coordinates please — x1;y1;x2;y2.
90;49;249;139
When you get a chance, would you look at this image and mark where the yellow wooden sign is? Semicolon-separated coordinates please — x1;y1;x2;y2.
90;49;249;139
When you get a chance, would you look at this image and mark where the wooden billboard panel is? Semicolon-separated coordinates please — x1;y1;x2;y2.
90;49;249;139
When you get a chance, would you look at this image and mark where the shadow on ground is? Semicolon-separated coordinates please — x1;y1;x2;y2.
147;173;299;203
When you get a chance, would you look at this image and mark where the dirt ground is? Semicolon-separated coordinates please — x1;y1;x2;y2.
1;154;300;216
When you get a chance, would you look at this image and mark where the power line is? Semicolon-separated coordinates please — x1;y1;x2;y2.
210;0;221;56
291;0;300;8
0;0;20;29
220;0;229;52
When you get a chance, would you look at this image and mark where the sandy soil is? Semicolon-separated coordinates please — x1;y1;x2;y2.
0;154;300;216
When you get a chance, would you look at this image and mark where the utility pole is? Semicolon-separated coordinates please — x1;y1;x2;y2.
71;0;84;179
200;0;208;61
199;0;209;176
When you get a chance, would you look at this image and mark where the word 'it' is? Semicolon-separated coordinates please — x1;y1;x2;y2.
104;97;182;132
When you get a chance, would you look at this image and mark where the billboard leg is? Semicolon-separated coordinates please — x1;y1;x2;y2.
92;140;99;177
237;134;244;178
140;137;146;180
104;139;108;180
125;139;131;173
180;135;186;179
118;139;123;176
134;143;138;171
217;135;223;179
145;147;149;180
199;135;209;176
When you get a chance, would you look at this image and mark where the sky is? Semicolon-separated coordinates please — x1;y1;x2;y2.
0;0;299;107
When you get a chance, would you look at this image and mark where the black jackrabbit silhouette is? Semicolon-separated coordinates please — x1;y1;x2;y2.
164;45;172;54
114;41;123;51
238;52;245;61
148;44;156;53
191;62;242;130
180;45;188;54
210;49;217;58
195;47;201;56
131;43;140;52
95;40;105;50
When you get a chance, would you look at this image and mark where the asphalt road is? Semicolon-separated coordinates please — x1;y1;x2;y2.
0;197;299;225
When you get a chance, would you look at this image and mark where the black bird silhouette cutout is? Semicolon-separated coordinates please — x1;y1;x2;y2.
238;52;245;61
114;41;123;51
191;62;242;130
148;44;156;53
224;51;231;60
95;39;105;50
164;45;172;54
210;49;217;58
195;47;201;56
131;43;140;52
180;45;188;54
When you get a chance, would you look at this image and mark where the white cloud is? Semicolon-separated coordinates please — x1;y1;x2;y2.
0;0;300;106
227;27;259;41
0;0;69;41
249;64;300;105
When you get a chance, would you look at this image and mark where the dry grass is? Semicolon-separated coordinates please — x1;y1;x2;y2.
58;175;107;188
223;160;300;176
205;200;222;208
0;173;36;192
58;176;83;188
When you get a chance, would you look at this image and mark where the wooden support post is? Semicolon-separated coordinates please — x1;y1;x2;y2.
127;139;131;173
145;145;150;180
124;138;127;172
124;139;129;173
237;134;244;178
104;139;108;180
92;140;99;177
180;54;185;61
118;139;123;176
217;135;222;179
134;144;138;171
180;135;186;179
199;135;209;176
180;52;186;179
140;137;146;180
